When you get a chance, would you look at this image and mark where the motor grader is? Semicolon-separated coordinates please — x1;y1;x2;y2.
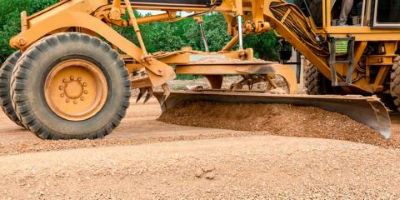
1;0;397;140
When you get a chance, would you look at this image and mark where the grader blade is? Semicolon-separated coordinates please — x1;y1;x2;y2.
154;91;391;139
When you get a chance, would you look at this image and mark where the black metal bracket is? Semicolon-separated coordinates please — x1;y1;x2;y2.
328;36;355;87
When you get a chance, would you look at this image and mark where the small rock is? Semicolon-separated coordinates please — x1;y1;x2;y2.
195;168;203;178
202;165;215;173
205;171;216;180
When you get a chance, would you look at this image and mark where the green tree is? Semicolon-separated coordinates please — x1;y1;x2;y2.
0;0;57;62
244;32;279;60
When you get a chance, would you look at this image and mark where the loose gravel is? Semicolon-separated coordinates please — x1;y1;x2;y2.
1;136;399;199
159;102;400;148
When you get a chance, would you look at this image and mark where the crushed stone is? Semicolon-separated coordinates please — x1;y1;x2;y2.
159;101;400;148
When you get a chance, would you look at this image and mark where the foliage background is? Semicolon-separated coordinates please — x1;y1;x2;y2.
0;0;279;64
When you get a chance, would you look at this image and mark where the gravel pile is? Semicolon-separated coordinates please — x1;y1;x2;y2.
159;101;400;148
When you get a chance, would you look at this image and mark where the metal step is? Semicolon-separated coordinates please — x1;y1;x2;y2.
328;36;355;87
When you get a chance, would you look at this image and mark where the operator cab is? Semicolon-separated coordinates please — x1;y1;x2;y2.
294;0;400;28
332;0;400;27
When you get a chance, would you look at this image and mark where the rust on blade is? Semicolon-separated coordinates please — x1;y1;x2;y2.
154;91;391;139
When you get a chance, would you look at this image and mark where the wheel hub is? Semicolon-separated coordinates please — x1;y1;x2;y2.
60;77;87;101
44;59;108;121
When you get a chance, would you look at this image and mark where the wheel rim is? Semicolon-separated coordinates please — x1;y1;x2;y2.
44;59;108;121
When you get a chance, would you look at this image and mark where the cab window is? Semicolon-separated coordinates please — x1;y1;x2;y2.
375;0;400;24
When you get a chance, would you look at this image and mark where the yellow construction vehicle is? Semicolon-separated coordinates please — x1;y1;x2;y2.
1;0;396;140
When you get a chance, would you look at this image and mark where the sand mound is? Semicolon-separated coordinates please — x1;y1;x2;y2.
159;102;399;147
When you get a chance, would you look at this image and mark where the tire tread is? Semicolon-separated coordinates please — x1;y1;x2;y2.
10;33;130;140
0;51;24;127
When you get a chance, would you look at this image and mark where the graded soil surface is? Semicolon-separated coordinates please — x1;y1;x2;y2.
1;136;400;199
0;98;400;199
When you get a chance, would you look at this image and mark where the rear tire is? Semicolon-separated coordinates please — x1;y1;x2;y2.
304;62;332;95
11;33;131;140
390;56;400;112
0;51;24;127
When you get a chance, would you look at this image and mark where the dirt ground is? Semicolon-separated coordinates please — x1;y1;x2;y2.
1;97;400;199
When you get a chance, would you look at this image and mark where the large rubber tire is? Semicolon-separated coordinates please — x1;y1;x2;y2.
390;56;400;112
304;63;332;95
10;33;131;140
0;51;24;127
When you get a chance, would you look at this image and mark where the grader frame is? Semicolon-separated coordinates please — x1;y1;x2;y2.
10;0;298;92
5;0;397;139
